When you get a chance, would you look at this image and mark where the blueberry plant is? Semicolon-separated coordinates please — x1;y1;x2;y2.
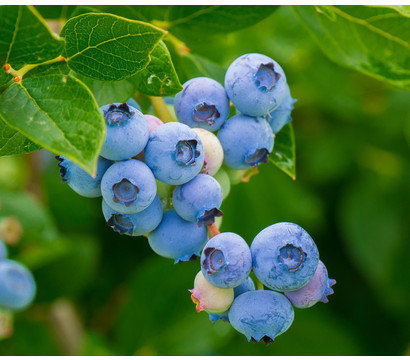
0;5;409;356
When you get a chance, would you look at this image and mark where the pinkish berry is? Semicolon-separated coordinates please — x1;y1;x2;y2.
144;115;164;134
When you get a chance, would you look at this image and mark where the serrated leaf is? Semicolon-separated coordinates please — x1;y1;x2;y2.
0;117;41;156
0;5;63;69
0;74;105;175
269;122;296;179
131;41;182;96
293;5;410;91
60;13;165;81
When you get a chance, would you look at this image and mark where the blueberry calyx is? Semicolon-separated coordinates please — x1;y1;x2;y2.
56;156;68;183
321;279;336;303
107;214;134;235
175;140;200;166
104;103;135;126
251;335;274;346
112;178;139;206
245;148;270;167
255;63;281;91
193;102;220;126
202;247;225;274
278;244;306;272
197;208;224;227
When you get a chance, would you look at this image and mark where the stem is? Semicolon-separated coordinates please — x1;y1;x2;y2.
165;33;190;55
148;96;175;123
256;278;265;291
207;223;220;238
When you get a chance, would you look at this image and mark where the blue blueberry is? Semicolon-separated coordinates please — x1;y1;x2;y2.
148;209;208;263
225;53;288;117
0;259;36;311
201;232;252;289
101;159;157;214
228;290;294;344
174;77;230;131
217;115;274;169
251;222;319;292
0;239;8;260
285;260;336;308
100;103;149;160
173;174;223;226
126;97;141;112
145;122;204;185
56;156;113;198
102;195;162;236
265;84;296;134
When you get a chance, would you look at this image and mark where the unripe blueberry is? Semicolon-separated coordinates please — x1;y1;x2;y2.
193;128;224;176
102;195;162;236
56;156;113;198
189;270;234;313
101;159;157;214
225;53;288;117
213;168;231;200
144;114;164;134
228;290;294;344
201;232;252;289
0;259;36;311
175;77;230;131
0;239;8;259
251;222;319;292
100;103;149;160
285;260;336;308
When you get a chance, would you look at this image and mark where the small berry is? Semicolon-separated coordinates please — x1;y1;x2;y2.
144;114;164;134
0;239;8;260
212;168;231;200
193;128;224;176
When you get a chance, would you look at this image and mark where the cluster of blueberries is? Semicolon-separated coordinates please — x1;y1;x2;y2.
56;53;335;344
0;239;36;314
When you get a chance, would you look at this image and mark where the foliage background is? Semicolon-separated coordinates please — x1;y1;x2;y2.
0;5;409;356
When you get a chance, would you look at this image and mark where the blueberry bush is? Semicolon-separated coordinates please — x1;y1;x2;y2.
0;5;409;356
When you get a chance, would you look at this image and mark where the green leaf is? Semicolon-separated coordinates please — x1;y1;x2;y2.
60;13;165;81
293;5;410;91
269;122;296;179
0;74;105;175
131;41;182;96
0;117;41;156
0;5;63;68
33;5;75;20
369;5;410;17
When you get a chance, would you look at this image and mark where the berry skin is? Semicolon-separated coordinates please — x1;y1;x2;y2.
174;77;230;132
101;159;157;214
201;232;252;289
56;156;113;198
251;222;319;292
0;239;8;260
285;260;336;308
102;195;163;236
217;115;274;169
189;270;234;313
193;128;224;176
265;84;296;134
148;209;208;263
228;290;294;344
144;115;164;134
224;53;288;117
172;174;223;226
145;122;204;185
0;259;36;311
213;168;231;200
100;103;149;161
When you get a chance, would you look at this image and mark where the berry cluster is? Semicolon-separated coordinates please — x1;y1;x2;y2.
56;53;335;345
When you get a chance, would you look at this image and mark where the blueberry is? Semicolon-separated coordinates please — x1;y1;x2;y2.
126;97;142;112
148;209;208;263
225;53;288;117
100;103;149;160
201;232;252;289
145;122;204;185
228;290;294;344
174;77;230;131
0;239;8;260
56;156;113;198
173;174;223;226
101;159;157;214
265;84;296;134
251;222;319;292
285;260;336;308
144;114;164;134
189;270;234;313
193;128;224;176
217;115;274;169
102;195;163;236
0;259;36;311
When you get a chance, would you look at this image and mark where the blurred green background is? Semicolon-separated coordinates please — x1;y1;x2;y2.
0;5;409;356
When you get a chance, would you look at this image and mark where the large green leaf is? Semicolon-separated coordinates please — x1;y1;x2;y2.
60;13;165;81
0;5;63;69
293;5;410;91
131;41;182;96
0;74;105;175
270;122;296;179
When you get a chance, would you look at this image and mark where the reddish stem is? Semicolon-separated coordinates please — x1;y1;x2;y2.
206;223;220;238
